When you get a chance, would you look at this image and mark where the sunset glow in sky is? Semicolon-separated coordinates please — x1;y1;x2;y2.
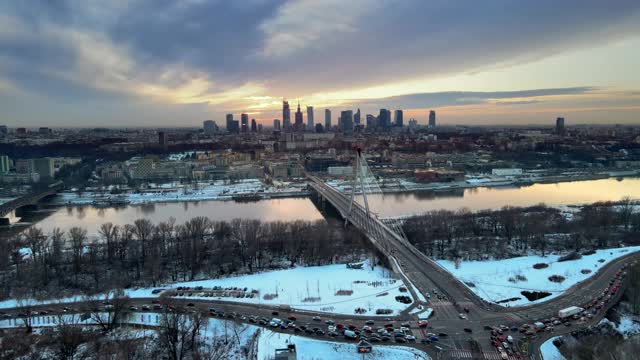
1;0;639;127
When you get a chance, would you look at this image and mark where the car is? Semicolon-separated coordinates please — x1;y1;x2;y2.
464;328;472;333
315;329;325;336
305;329;314;334
511;326;519;332
288;316;297;321
365;320;375;325
395;337;407;343
381;336;391;342
418;320;429;328
459;313;467;320
328;331;338;337
428;336;439;342
129;306;138;311
369;337;381;343
401;322;411;328
141;305;150;311
421;338;431;344
312;316;321;321
272;311;279;316
186;303;195;307
406;335;416;342
464;307;470;313
438;333;448;337
325;320;335;325
153;304;163;310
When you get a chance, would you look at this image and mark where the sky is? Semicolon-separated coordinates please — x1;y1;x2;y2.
1;0;640;127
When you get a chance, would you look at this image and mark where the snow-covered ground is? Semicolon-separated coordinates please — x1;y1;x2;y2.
540;336;565;360
437;246;640;306
127;260;411;316
0;261;412;316
56;179;308;205
257;329;430;360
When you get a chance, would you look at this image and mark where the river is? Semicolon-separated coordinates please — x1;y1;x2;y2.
22;177;640;238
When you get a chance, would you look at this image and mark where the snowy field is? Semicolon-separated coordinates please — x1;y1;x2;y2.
540;337;565;360
56;178;307;205
127;261;411;316
437;246;640;306
0;261;412;316
257;329;430;360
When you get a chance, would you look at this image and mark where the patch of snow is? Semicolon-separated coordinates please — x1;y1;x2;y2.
257;328;430;360
437;246;640;306
540;336;565;360
133;260;410;316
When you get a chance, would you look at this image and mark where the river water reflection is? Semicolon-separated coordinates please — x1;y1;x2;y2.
29;177;640;237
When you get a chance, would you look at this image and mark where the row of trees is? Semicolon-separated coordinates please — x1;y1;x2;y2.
0;217;367;301
403;198;640;260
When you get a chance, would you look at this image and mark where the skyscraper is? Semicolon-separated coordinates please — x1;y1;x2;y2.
294;102;303;131
378;109;391;130
340;110;353;133
394;110;403;127
226;114;234;132
203;120;217;135
241;113;249;133
283;100;291;130
366;114;376;129
273;119;281;131
325;109;331;130
354;108;361;127
306;106;314;131
556;117;565;135
251;118;257;132
428;110;436;128
158;131;167;147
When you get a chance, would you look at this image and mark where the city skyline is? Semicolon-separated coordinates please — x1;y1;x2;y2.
1;1;640;127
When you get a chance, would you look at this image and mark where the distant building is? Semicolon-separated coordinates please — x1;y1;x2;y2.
251;118;257;132
203;120;218;135
294;102;304;131
158;131;167;147
0;126;7;138
283;100;291;130
16;128;27;136
230;120;240;133
556;117;565;135
428;110;436;128
306;106;314;131
241;113;249;133
324;109;331;129
0;155;11;174
394;110;404;127
378;109;391;130
366;114;376;129
409;118;418;130
38;127;50;135
340;110;353;133
315;123;324;133
225;114;234;132
273;119;281;131
354;108;361;127
33;158;55;180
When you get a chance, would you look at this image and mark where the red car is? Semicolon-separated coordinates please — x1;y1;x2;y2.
418;320;428;328
336;323;344;329
287;316;297;321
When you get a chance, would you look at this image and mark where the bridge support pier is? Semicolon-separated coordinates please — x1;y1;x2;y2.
15;204;38;217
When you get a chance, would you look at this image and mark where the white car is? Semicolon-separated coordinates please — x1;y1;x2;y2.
328;325;336;332
459;313;467;320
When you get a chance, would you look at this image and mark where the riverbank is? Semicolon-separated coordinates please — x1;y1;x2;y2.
50;168;640;207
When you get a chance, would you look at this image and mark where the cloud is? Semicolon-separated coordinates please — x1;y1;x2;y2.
351;87;597;109
0;1;639;126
